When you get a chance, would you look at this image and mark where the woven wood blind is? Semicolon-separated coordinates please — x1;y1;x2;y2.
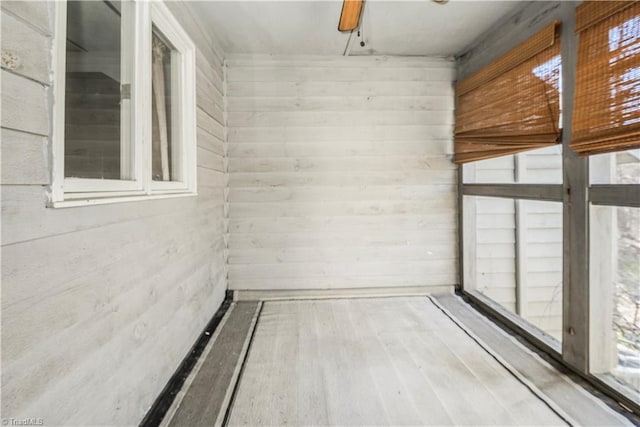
571;1;640;156
454;22;562;164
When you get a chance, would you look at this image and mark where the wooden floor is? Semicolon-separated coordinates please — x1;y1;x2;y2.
165;296;634;427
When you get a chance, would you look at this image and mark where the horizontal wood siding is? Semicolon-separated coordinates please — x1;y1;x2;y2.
475;196;517;311
226;55;457;291
1;2;227;424
522;200;563;340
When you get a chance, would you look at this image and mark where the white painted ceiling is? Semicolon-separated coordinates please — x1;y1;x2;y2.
190;0;524;57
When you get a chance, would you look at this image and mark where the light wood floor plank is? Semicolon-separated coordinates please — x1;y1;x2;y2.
227;297;569;426
407;299;565;426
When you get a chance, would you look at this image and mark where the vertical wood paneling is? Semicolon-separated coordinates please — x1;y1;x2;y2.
0;3;227;425
226;55;457;291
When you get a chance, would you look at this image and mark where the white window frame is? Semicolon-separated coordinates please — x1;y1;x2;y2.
148;2;197;194
51;0;197;208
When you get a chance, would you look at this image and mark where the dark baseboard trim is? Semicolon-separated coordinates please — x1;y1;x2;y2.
140;290;234;427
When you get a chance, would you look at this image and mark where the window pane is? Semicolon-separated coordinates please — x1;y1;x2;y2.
64;0;132;180
590;148;640;184
462;145;563;184
465;196;563;343
519;200;563;341
591;205;640;396
519;145;563;184
472;196;517;310
462;155;516;184
152;26;181;182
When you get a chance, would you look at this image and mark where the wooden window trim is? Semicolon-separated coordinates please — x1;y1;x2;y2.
148;2;197;194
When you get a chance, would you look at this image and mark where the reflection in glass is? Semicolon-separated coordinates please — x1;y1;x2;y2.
151;26;179;182
64;0;129;180
462;144;563;185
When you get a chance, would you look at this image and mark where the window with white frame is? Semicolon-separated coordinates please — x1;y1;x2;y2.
52;0;196;206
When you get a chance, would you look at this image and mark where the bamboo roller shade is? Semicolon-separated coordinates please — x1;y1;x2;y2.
454;22;562;164
571;1;640;156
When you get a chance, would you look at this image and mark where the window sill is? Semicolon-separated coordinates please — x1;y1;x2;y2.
49;191;197;209
594;373;640;409
462;289;562;355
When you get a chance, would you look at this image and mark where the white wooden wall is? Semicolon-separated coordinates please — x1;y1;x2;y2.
225;55;457;292
1;2;227;424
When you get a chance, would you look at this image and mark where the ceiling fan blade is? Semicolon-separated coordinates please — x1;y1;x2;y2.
338;0;363;32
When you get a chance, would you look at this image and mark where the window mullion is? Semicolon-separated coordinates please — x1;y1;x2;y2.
590;184;640;207
51;0;68;204
561;1;590;373
136;1;152;195
120;2;134;182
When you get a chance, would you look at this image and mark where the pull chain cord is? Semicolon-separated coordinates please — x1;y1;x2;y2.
343;29;355;56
